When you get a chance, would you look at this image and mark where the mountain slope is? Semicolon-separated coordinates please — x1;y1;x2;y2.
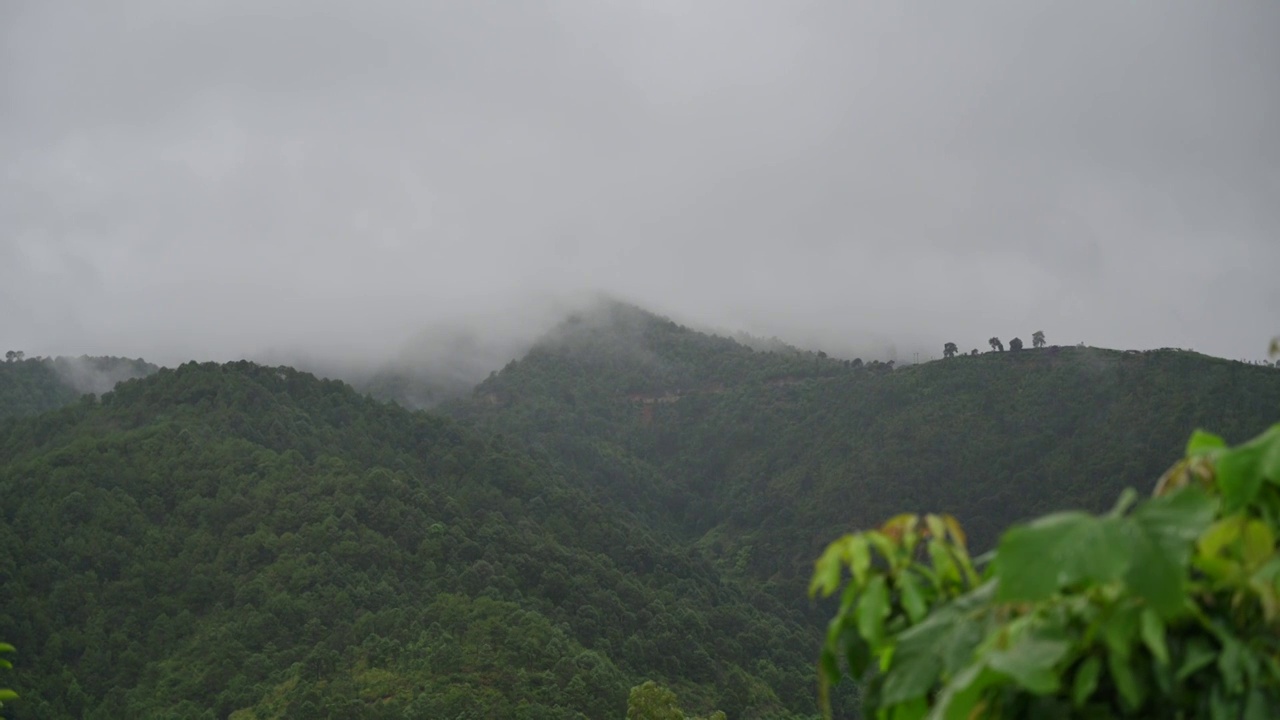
450;305;1280;602
0;362;818;719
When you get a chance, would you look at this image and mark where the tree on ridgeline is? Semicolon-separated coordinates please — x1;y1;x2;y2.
1032;330;1046;348
989;337;1004;352
1009;337;1024;351
943;342;958;359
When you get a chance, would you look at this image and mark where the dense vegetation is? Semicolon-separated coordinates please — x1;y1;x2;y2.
3;303;1277;717
0;362;813;719
454;305;1280;606
813;423;1280;718
0;356;156;421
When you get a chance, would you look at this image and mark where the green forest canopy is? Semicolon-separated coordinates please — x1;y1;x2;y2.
2;307;1278;718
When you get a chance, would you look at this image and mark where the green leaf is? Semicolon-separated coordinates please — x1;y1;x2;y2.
1071;655;1101;708
1122;521;1188;618
929;663;1001;720
847;534;872;585
1199;516;1243;558
1139;608;1169;665
811;537;848;597
1107;646;1148;711
986;628;1070;695
1217;444;1266;512
995;513;1129;602
1176;637;1217;681
856;575;890;647
820;647;840;686
1241;518;1274;568
1217;635;1246;691
1187;429;1227;457
0;689;17;702
1130;485;1218;565
898;572;928;624
880;611;955;705
1101;604;1140;659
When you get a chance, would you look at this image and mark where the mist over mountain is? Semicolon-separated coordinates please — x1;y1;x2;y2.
3;1;1279;716
3;2;1278;365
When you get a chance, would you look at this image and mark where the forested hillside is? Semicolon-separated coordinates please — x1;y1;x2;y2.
0;362;817;719
3;304;1276;719
0;356;156;421
452;304;1280;605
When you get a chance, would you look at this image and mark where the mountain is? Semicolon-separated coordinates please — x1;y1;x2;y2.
4;304;1277;719
0;361;817;719
0;356;157;421
449;303;1280;604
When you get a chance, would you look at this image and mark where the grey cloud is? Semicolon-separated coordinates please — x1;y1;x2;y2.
2;1;1277;370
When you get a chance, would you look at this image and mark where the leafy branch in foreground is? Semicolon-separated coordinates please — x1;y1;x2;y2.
812;423;1280;718
0;642;16;719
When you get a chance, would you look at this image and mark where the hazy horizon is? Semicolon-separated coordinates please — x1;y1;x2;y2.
4;2;1278;370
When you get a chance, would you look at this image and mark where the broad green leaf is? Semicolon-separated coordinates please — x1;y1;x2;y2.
928;540;960;586
1217;635;1245;691
1199;516;1243;558
1131;485;1218;564
845;629;872;679
880;611;957;705
928;663;1001;720
811;537;849;597
1101;604;1140;659
1241;518;1274;568
1187;429;1227;457
820;647;840;685
986;628;1070;695
941;514;967;549
1122;522;1188;618
1217;444;1266;512
898;572;928;623
1107;646;1148;711
1071;655;1101;708
937;611;985;676
847;534;872;585
886;696;929;720
995;513;1128;602
856;575;890;646
1139;608;1169;665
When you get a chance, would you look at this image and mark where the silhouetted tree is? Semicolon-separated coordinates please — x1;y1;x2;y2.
971;349;979;356
943;342;958;359
3;351;12;363
1032;330;1046;348
988;337;1004;352
1009;337;1024;351
851;358;863;369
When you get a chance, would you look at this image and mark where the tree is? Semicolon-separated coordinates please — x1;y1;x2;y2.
970;349;978;356
626;681;724;720
943;343;958;359
3;352;12;363
811;423;1280;719
1009;337;1023;351
988;337;1004;352
1032;330;1046;348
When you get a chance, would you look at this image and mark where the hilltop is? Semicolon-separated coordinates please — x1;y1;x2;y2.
449;303;1280;599
0;355;157;421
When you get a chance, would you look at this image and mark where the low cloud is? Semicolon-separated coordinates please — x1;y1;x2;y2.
2;1;1277;371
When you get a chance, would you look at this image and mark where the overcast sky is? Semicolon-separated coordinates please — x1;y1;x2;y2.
2;1;1277;367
